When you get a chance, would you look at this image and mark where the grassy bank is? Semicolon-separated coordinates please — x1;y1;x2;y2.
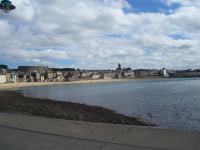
0;91;149;126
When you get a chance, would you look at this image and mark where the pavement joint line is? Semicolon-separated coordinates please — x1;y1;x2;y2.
98;127;133;150
99;127;172;150
110;142;173;150
0;124;172;150
0;124;107;144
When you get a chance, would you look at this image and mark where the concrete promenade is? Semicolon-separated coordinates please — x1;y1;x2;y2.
0;113;199;150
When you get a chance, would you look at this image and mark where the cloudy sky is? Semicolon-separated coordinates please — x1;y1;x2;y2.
0;0;200;69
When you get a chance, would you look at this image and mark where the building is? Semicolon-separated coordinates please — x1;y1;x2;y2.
36;72;41;82
104;72;116;79
56;71;65;82
18;66;48;73
160;68;169;77
6;73;17;83
117;63;122;70
134;69;160;78
81;71;93;78
123;68;135;78
40;74;45;82
0;69;7;75
49;68;75;81
72;70;81;78
0;67;7;83
0;75;7;84
169;70;200;78
92;73;103;79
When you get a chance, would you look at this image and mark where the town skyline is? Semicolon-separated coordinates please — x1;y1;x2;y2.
2;62;200;71
2;63;200;71
2;62;200;84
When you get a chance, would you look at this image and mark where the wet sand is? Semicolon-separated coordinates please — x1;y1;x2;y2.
0;91;149;126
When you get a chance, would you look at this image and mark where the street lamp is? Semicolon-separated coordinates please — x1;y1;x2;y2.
0;0;16;13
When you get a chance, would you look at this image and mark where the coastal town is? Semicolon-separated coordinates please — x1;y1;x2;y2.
1;63;200;84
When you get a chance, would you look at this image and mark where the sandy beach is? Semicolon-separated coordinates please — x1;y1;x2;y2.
0;79;130;90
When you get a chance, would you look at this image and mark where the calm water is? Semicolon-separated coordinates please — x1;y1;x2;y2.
17;78;200;131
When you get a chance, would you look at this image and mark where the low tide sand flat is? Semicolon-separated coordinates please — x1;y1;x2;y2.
0;91;148;126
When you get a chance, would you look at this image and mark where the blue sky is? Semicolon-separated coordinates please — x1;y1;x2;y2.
0;0;200;69
127;0;180;13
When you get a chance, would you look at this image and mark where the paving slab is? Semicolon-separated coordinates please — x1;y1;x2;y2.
0;113;200;150
113;127;200;150
0;126;104;150
0;113;131;142
101;144;160;150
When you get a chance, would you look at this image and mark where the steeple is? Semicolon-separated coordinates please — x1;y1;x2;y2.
118;63;122;70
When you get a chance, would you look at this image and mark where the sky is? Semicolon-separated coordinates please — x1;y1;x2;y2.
0;0;200;69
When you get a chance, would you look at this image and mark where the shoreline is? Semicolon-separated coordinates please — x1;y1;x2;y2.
0;79;131;90
0;77;170;90
0;91;149;126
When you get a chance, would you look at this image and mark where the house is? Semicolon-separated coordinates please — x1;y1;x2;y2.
26;73;37;82
70;70;81;80
46;69;57;81
115;63;123;78
104;72;116;79
134;69;160;78
36;72;41;82
0;68;8;83
40;74;45;82
116;71;123;79
0;69;7;75
63;71;74;81
0;75;7;84
30;75;35;82
169;70;200;78
22;74;27;82
6;73;17;83
81;72;93;78
123;68;135;78
48;68;75;81
56;71;65;82
92;73;103;79
81;72;88;78
160;68;169;77
11;73;17;82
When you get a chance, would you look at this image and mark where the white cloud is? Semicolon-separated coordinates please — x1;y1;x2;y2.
164;0;199;6
0;20;14;39
12;0;35;21
0;49;68;66
0;0;200;69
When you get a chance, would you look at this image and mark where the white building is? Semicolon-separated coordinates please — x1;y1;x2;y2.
92;74;102;79
41;74;45;82
161;68;169;77
0;75;7;84
104;72;116;79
